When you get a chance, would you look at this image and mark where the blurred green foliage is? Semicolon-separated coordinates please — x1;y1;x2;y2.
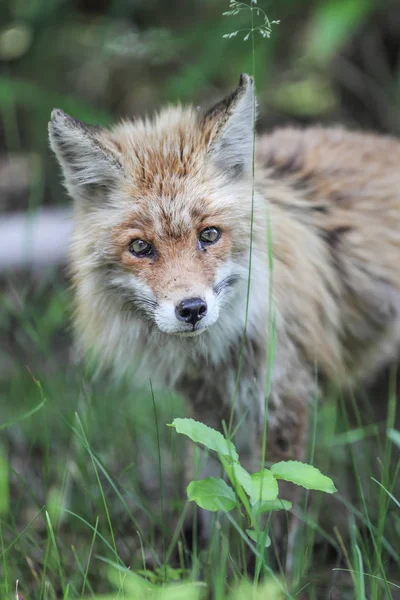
1;0;399;210
0;0;399;214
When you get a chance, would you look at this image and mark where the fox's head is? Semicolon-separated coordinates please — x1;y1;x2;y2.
49;74;267;369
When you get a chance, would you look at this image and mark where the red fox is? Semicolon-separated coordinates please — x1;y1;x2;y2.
49;73;400;535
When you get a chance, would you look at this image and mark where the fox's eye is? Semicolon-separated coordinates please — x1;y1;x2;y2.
129;239;154;257
199;227;221;245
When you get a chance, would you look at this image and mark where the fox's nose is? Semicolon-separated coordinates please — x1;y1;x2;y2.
175;297;207;326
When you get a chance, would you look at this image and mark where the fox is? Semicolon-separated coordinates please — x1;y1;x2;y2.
48;73;400;558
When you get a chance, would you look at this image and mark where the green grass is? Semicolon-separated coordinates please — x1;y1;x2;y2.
1;275;400;599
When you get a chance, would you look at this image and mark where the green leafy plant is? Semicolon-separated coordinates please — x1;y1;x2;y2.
169;418;337;549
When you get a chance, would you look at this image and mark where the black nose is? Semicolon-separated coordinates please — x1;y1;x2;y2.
175;297;207;326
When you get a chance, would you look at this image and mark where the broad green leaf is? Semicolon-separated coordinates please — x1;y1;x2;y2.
388;429;400;449
250;469;279;505
187;478;238;512
106;567;205;599
270;461;337;494
47;485;63;524
153;584;205;600
169;418;238;460
254;499;292;513
224;460;253;497
97;584;204;600
246;529;271;548
229;578;284;600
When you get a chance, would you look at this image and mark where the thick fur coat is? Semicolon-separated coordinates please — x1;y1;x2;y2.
49;73;400;505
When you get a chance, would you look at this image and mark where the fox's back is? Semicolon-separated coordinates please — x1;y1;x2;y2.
257;126;400;382
258;126;400;281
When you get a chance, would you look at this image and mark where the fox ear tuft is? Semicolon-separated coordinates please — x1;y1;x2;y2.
48;109;123;203
202;73;257;176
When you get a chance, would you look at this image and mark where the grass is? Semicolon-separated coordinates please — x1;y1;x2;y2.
1;273;400;599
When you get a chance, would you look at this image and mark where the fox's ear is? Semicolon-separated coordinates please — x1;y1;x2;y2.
48;109;123;203
202;73;257;176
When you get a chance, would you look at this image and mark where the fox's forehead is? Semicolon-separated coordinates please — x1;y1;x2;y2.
110;107;211;191
115;183;231;241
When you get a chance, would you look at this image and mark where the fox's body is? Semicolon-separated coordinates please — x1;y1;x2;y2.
49;74;400;513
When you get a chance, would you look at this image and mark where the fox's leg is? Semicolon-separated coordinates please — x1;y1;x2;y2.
182;437;223;549
177;376;229;550
260;389;311;575
177;364;266;552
